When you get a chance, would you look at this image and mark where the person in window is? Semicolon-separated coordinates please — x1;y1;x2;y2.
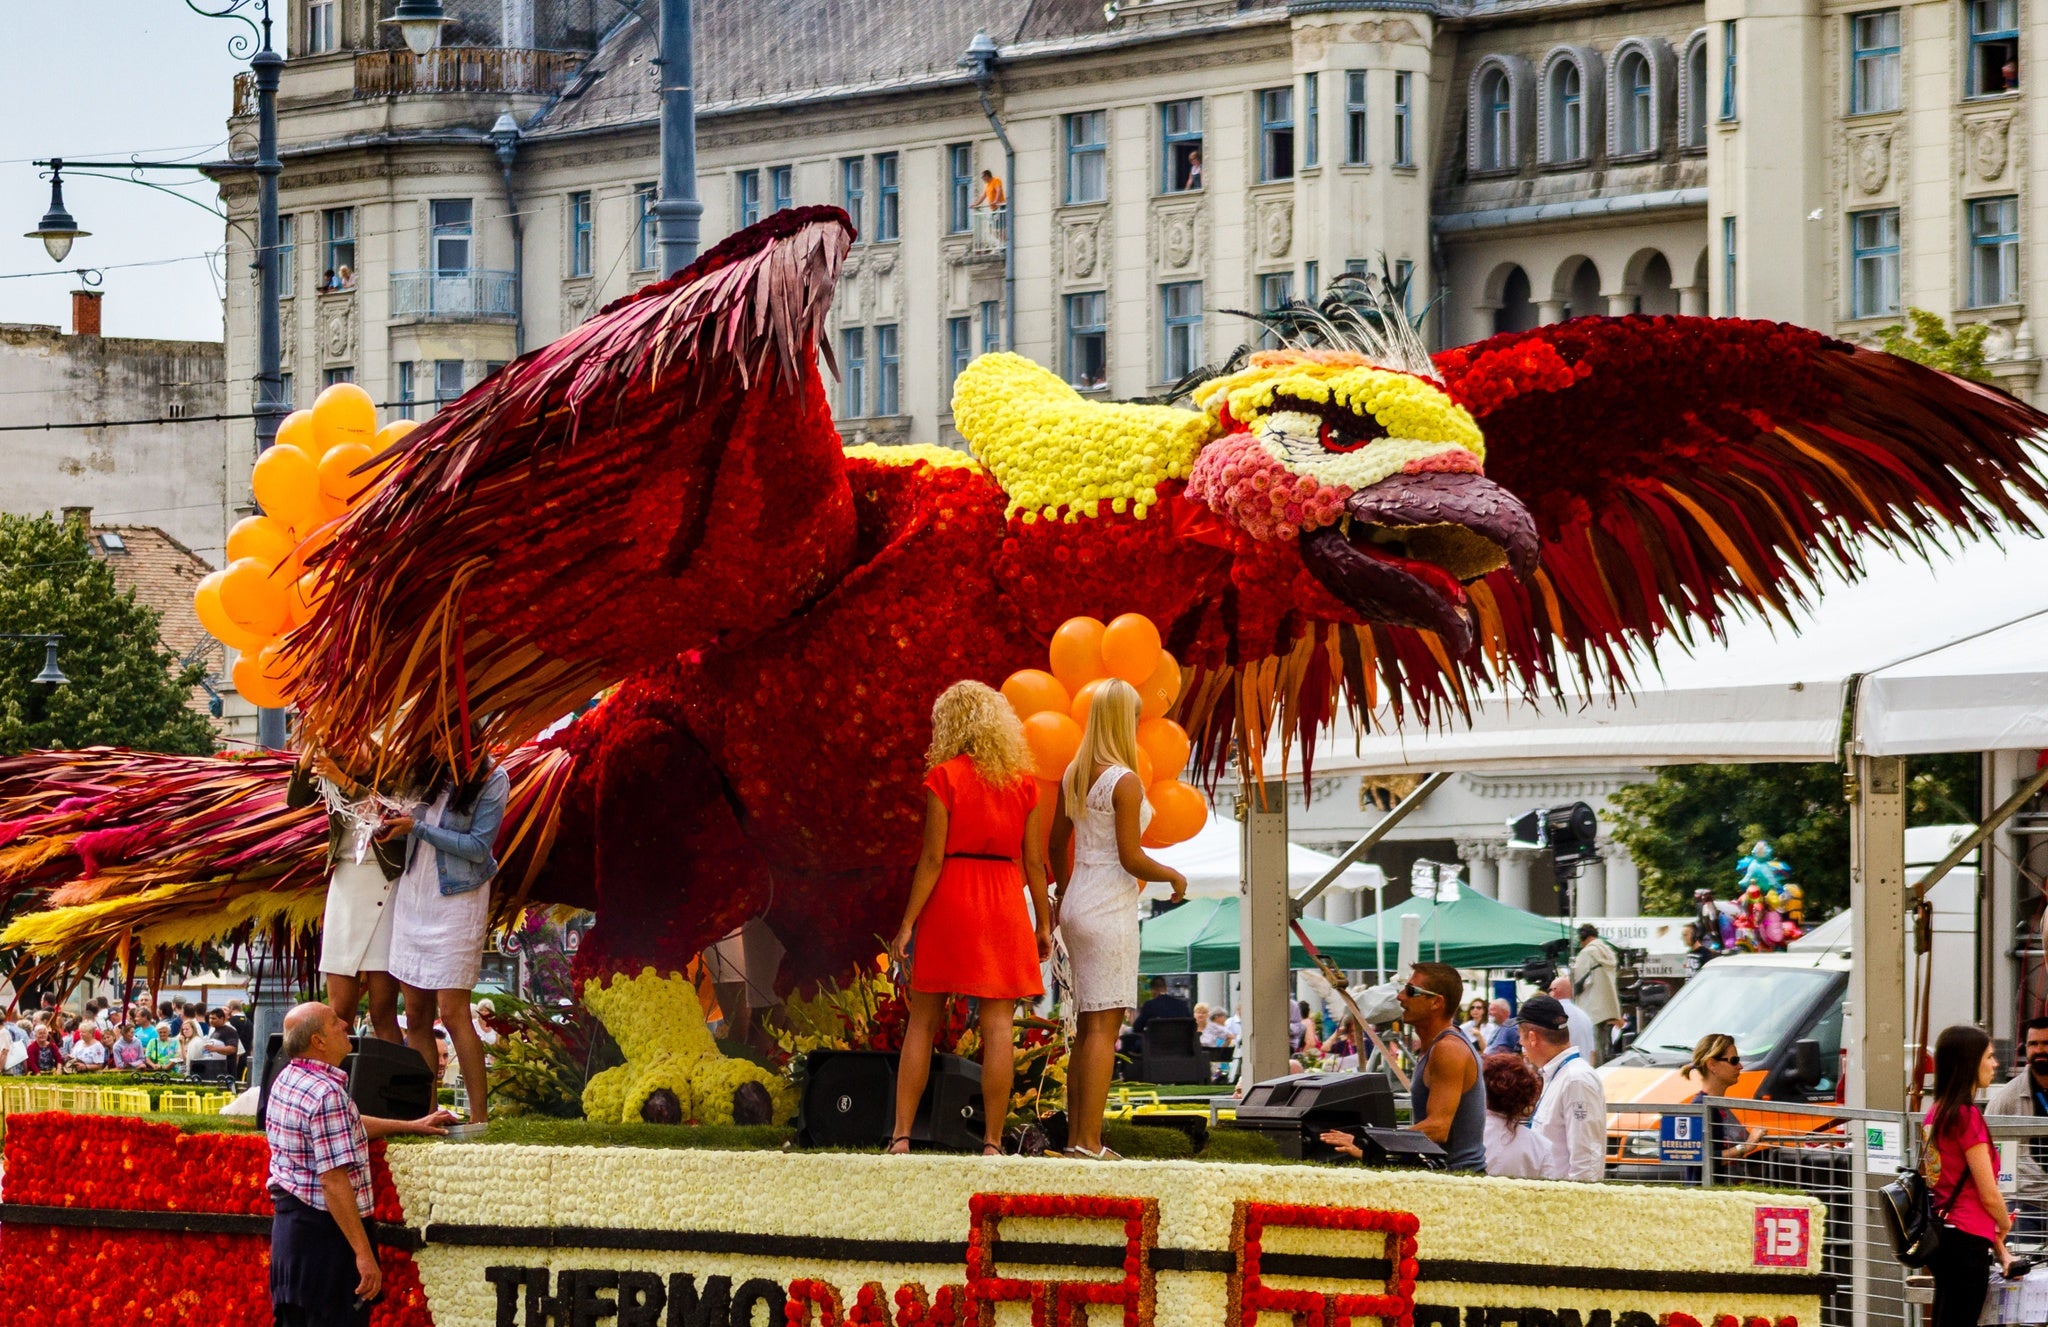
1924;1025;2019;1327
320;269;337;293
976;169;1006;211
2003;57;2020;91
337;264;355;291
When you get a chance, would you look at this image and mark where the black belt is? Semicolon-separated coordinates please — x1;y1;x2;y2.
945;852;1015;862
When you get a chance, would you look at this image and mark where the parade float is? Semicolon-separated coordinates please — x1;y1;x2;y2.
0;204;2044;1325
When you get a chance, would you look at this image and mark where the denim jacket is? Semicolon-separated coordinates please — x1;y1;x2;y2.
407;763;511;897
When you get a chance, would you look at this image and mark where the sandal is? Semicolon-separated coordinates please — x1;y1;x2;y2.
982;1142;1005;1157
887;1136;912;1155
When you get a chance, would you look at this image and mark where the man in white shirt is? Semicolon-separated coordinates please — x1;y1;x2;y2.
1548;976;1599;1063
1519;994;1607;1182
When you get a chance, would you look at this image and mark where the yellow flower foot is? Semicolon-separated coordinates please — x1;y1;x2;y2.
580;967;796;1126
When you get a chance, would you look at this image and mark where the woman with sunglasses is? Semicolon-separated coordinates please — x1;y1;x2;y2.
1686;1033;1766;1164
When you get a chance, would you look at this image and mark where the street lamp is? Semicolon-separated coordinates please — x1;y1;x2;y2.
25;166;87;263
381;0;449;57
0;635;70;687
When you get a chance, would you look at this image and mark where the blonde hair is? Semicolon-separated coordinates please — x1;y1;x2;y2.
926;680;1034;787
1686;1032;1739;1082
1064;678;1143;818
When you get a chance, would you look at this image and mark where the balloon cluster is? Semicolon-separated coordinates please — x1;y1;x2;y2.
1000;613;1208;849
191;383;415;708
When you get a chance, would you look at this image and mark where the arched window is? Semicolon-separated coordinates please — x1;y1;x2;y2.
1682;33;1708;148
1549;62;1583;160
1617;51;1654;153
1479;67;1512;168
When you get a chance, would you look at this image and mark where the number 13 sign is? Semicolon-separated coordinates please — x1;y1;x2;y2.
1754;1208;1811;1267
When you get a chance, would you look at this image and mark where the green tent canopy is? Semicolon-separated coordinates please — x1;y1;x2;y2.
1137;896;1387;975
1343;888;1573;971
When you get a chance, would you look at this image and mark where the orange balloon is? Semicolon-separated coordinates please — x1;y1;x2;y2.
232;652;289;709
252;443;323;533
275;409;318;457
224;515;295;568
1137;717;1191;782
1137;648;1181;720
1001;669;1071;720
312;382;377;455
1144;780;1209;848
372;419;418;454
1047;617;1106;696
257;639;302;689
218;557;290;638
293;568;330;619
194;570;264;651
1022;711;1084;783
1100;613;1163;686
1068;678;1106;727
318;441;375;506
1133;747;1155;789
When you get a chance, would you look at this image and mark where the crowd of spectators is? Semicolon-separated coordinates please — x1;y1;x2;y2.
4;993;251;1079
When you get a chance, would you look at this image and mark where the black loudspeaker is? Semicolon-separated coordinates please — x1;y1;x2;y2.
797;1049;984;1151
1229;1071;1398;1160
1134;1018;1211;1085
257;1033;436;1128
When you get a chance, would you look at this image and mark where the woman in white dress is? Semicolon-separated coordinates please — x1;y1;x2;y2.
1049;678;1188;1159
288;749;408;1044
377;754;510;1127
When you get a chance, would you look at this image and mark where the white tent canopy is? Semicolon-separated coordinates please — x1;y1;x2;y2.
1145;815;1385;901
1270;529;2048;775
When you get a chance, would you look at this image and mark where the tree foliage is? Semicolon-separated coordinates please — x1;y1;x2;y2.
1875;308;1995;383
0;514;215;757
1609;754;1980;919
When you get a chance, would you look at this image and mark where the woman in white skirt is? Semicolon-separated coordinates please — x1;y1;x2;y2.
377;754;510;1127
288;750;408;1043
1049;678;1187;1159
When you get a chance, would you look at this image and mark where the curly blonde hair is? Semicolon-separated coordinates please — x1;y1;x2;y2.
926;680;1035;787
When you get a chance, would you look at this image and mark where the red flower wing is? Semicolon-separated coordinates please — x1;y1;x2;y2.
1435;316;2048;694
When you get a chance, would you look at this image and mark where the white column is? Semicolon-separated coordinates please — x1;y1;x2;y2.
1240;782;1293;1086
1457;839;1498;898
1575;859;1608;918
1604;847;1641;918
1323;885;1359;926
1848;755;1907;1110
1677;284;1708;315
1604;292;1637;316
1536;298;1568;324
1497;846;1536;911
1197;971;1229;1013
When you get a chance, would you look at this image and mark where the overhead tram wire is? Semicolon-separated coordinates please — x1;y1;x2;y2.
0;398;422;433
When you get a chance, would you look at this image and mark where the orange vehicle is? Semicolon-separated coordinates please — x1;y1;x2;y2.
1598;949;1848;1171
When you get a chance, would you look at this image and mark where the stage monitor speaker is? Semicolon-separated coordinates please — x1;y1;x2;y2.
257;1032;436;1128
797;1049;984;1151
1229;1070;1399;1159
1358;1126;1447;1169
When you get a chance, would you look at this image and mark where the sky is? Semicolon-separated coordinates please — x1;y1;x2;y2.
0;1;243;342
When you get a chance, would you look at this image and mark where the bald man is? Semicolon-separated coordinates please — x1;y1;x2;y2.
266;1001;453;1327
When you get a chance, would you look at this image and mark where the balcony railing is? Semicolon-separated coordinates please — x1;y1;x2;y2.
969;205;1008;257
389;270;517;321
354;48;580;99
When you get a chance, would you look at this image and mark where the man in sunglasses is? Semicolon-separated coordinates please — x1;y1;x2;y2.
1392;963;1487;1171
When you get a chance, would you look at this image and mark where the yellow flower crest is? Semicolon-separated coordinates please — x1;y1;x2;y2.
844;442;984;472
1194;355;1486;461
952;353;1212;521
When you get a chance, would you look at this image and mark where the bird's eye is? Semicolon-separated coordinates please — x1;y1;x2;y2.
1317;414;1386;454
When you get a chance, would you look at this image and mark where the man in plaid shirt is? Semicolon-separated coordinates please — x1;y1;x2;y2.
266;1001;453;1327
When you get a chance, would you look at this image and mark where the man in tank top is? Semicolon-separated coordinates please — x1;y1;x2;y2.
1399;961;1488;1171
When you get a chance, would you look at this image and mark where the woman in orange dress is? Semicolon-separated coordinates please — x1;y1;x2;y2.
887;680;1052;1155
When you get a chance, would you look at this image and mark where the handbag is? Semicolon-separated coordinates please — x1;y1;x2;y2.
1880;1127;1969;1268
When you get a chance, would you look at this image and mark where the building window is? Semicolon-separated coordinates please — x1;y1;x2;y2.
1850;10;1903;112
1720;20;1739;120
980;300;1001;354
430;198;472;274
1162;281;1203;381
876;153;900;240
324;367;354;387
1969;0;2019;96
1303;72;1320;168
876;324;900;416
1683;35;1709;147
635;182;658;271
1393;73;1415;166
1969;195;2020;304
1394;258;1417;315
1722;215;1737;311
842;328;866;417
948;316;972;384
279;371;294;407
1304;260;1320;301
1258;87;1295;181
395;361;415;419
1345;72;1369;164
1475;66;1513;169
948;144;974;232
322;207;354;283
1616;51;1655;154
1546;58;1584;162
1065;291;1107;389
306;0;337;53
434;359;464;408
736;171;761;229
1066;111;1108;204
770;165;793;214
568;191;592;277
1850;208;1901;318
842;157;865;237
1259;272;1294;348
1162;100;1204;191
276;214;296;300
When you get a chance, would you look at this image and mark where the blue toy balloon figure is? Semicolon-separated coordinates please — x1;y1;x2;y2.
1731;840;1803;950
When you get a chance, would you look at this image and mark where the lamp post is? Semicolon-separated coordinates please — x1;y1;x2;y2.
652;0;702;276
0;635;70;687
